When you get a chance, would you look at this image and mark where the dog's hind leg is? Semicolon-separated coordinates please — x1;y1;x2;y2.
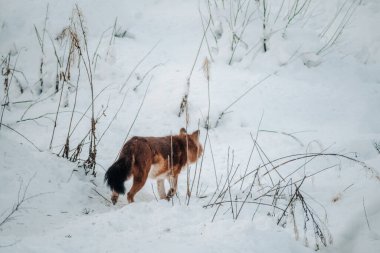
127;175;148;203
127;152;151;203
125;139;154;203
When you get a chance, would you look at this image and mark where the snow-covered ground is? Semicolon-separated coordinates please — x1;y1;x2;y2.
1;0;379;252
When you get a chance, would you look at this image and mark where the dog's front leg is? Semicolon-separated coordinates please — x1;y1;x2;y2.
166;174;178;200
157;179;166;199
111;191;119;205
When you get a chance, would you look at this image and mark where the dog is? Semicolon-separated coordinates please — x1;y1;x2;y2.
104;128;203;204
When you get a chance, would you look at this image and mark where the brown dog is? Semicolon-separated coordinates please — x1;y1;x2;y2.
104;128;203;204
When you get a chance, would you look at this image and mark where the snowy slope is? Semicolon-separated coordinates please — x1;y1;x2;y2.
1;0;380;252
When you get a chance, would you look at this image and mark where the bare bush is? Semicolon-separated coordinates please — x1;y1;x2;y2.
204;132;374;250
0;174;50;228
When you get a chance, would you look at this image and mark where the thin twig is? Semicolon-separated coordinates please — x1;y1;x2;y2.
215;73;272;127
92;188;112;204
119;41;160;92
208;133;219;189
277;176;306;225
178;16;212;118
116;76;153;160
0;123;41;152
240;114;263;189
97;88;129;145
133;63;164;91
205;200;285;211
259;129;304;147
362;197;371;231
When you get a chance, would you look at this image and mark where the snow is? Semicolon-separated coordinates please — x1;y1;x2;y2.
1;0;380;252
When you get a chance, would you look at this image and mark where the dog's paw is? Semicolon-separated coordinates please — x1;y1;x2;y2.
166;188;175;201
111;195;118;205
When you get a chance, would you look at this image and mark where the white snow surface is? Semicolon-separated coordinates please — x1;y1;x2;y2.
1;0;380;252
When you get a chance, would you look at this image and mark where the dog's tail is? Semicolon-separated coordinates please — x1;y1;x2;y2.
104;156;132;194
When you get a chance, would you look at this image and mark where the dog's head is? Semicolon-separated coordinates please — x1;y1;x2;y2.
179;128;203;163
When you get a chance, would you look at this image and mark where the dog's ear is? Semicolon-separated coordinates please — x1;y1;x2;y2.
191;130;200;139
180;128;187;135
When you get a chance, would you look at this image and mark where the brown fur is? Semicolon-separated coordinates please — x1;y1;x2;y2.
105;128;203;204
